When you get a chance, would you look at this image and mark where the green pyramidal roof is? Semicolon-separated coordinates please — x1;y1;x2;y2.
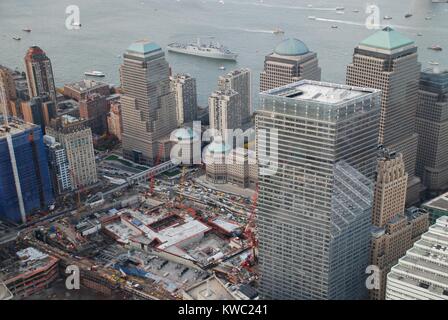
360;27;414;51
127;40;161;54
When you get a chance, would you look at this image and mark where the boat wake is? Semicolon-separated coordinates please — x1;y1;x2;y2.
230;27;277;34
226;0;336;11
314;17;424;32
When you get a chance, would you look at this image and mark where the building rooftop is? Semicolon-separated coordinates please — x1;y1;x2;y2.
183;275;236;300
205;141;232;154
172;127;199;141
64;79;109;92
0;281;13;300
424;192;448;211
0;118;38;139
359;26;414;51
127;40;162;55
274;38;309;56
0;247;59;285
264;80;378;105
387;216;448;298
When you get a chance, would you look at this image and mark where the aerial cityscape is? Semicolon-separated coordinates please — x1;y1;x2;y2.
1;0;448;305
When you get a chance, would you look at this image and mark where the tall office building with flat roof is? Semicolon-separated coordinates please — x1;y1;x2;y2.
256;80;381;299
120;40;177;165
416;68;448;193
346;27;422;203
209;89;242;135
46;116;97;190
0;118;54;223
24;46;57;103
218;68;252;123
260;38;321;92
170;73;198;126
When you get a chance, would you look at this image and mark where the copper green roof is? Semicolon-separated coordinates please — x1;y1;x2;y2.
127;40;161;54
274;38;309;56
360;27;414;50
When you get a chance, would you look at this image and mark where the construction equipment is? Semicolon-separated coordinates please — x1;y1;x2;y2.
242;184;259;271
149;144;165;195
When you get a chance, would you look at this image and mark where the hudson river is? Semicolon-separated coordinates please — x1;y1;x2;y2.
1;0;447;106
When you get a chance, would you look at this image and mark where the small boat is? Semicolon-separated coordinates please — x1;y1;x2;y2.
308;16;317;20
417;33;423;36
273;28;284;35
72;22;82;27
425;16;432;20
331;25;338;29
429;61;439;66
353;9;360;13
335;7;344;11
22;28;32;32
405;13;413;18
84;71;105;77
428;45;442;51
219;66;226;70
12;36;21;41
383;16;392;20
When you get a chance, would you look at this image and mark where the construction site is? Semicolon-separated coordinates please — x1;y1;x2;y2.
0;156;260;300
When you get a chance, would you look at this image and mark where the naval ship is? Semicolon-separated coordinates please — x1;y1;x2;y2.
167;39;237;61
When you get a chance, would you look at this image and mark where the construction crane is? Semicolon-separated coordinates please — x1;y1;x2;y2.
177;165;188;202
241;183;259;271
149;144;165;195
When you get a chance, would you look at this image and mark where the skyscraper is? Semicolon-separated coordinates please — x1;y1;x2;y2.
170;74;198;126
218;68;251;123
21;95;56;131
0;67;17;118
260;38;321;92
369;150;429;300
0;118;54;223
415;68;448;193
46;116;97;190
346;27;422;203
120;40;177;165
24;46;57;103
44;135;72;195
209;89;242;135
256;80;381;299
385;215;448;300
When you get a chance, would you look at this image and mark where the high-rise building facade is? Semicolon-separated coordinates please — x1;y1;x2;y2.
209;89;242;135
120;40;177;165
416;68;448;193
218;68;252;123
170;74;198;126
346;27;422;203
79;93;109;135
63;79;110;102
0;67;17;118
46;116;97;190
21;95;56;131
44;135;72;195
260;38;321;92
256;80;381;299
107;101;123;140
24;46;57;103
369;150;429;300
385;215;448;300
0;118;54;223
